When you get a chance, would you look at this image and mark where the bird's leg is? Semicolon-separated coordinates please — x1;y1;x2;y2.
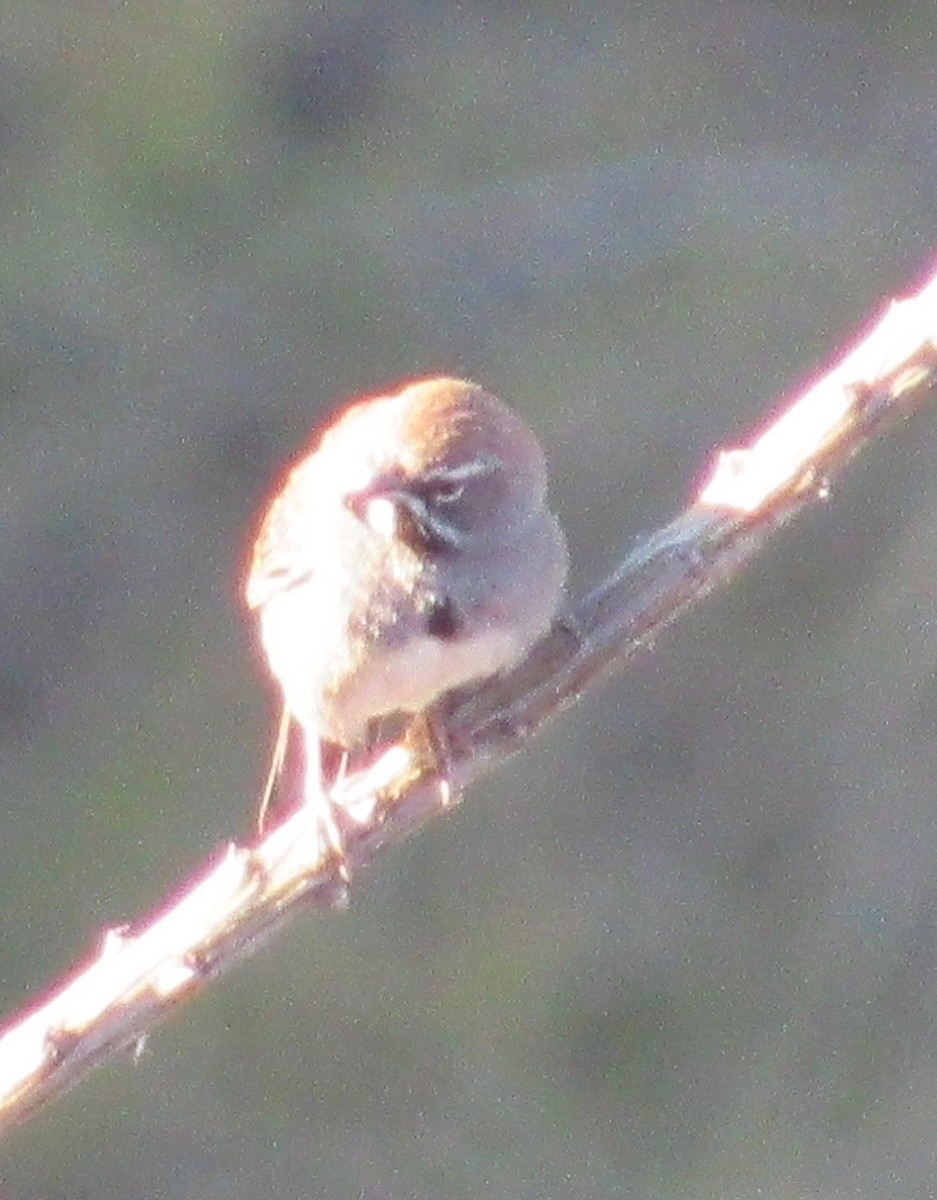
332;747;352;791
403;707;455;807
304;734;351;882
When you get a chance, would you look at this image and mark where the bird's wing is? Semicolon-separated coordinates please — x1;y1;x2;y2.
245;485;315;609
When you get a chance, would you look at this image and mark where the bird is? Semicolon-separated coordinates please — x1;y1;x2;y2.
245;376;568;872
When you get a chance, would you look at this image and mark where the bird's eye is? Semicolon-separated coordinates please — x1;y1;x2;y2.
429;480;465;505
421;455;499;506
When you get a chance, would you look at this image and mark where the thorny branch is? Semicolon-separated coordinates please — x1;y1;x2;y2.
2;262;937;1135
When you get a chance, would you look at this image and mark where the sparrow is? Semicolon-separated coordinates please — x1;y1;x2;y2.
245;376;567;870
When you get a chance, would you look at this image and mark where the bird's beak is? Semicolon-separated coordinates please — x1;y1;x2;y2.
345;476;404;539
344;466;407;517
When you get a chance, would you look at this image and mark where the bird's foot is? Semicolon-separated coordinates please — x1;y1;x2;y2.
307;792;351;884
401;709;457;809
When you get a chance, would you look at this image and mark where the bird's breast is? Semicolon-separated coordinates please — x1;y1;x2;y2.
323;619;524;744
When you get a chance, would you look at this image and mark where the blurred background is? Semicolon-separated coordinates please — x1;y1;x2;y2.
2;1;937;1196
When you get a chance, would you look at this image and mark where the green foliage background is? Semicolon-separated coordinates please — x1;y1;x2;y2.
2;1;937;1196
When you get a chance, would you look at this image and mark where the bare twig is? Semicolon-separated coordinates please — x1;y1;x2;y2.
2;261;937;1135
